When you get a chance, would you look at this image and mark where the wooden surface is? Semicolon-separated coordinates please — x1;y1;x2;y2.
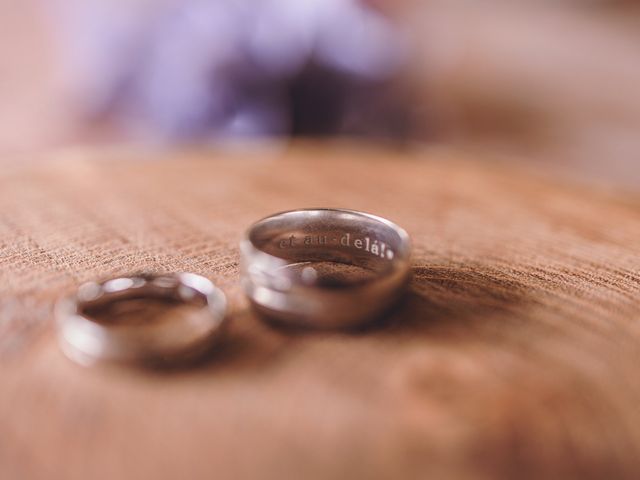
1;145;640;479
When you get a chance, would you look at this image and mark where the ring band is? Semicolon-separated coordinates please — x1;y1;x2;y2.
240;208;411;328
55;273;227;366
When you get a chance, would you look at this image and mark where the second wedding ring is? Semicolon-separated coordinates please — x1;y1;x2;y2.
240;208;411;328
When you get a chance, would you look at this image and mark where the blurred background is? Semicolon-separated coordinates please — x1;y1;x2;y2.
1;0;639;188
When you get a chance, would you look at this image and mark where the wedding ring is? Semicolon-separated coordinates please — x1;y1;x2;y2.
240;208;411;328
55;273;227;366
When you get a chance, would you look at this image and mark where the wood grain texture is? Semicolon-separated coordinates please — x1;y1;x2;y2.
1;144;639;480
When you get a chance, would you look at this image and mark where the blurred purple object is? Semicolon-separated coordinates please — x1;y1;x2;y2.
50;0;410;143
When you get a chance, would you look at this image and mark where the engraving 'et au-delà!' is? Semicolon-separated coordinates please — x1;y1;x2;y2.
277;232;395;260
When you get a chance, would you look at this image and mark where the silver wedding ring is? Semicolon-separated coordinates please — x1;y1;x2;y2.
55;273;227;366
240;208;411;328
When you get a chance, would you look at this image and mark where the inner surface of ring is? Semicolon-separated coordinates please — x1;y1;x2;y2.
249;211;407;287
78;277;208;327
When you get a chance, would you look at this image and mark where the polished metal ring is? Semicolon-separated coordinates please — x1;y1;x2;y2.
240;208;411;328
55;273;227;366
